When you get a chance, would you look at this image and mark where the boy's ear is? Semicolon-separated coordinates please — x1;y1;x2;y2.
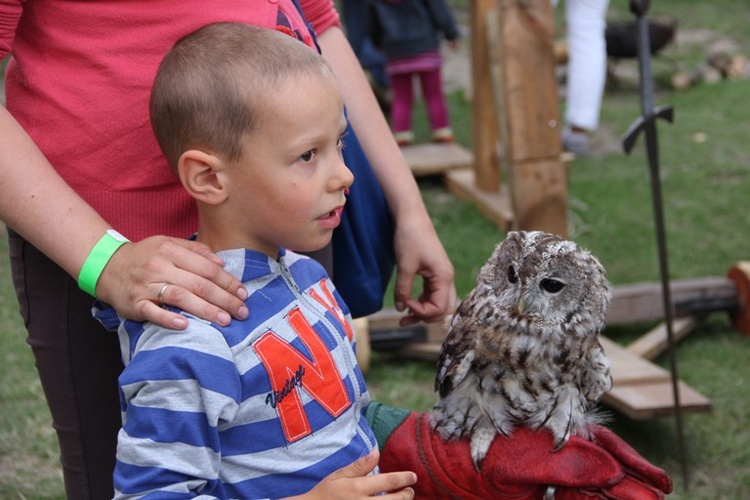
177;150;228;205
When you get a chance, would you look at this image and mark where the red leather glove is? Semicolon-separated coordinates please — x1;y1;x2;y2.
366;403;672;499
554;426;673;500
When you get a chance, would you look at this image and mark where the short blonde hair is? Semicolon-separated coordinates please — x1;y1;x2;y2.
150;22;334;169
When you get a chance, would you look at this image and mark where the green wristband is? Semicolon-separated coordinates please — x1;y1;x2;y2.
77;230;130;297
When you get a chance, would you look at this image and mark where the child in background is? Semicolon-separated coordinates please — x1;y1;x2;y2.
96;22;416;499
368;0;461;146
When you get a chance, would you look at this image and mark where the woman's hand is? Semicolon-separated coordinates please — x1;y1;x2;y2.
392;210;457;326
96;235;248;329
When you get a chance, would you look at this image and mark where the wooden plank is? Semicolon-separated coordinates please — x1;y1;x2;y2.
600;336;670;385
444;168;514;231
626;317;700;361
606;277;738;326
400;142;474;177
603;381;711;420
470;0;502;191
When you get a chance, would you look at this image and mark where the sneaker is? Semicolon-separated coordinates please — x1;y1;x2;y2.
432;127;454;144
562;126;590;156
394;131;414;147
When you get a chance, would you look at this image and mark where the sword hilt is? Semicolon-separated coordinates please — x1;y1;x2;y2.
622;105;674;154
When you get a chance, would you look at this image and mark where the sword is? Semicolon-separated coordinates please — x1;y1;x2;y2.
621;0;689;491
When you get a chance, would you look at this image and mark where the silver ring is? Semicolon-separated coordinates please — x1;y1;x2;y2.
157;283;171;307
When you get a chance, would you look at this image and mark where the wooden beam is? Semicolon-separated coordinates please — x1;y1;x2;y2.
626;317;700;361
603;381;711;420
444;168;514;231
606;277;738;326
600;336;671;385
492;0;567;236
507;156;568;236
471;0;502;191
496;0;561;163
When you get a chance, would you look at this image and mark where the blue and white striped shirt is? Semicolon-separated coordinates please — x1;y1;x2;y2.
98;248;376;499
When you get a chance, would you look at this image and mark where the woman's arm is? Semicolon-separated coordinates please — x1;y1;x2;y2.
0;105;247;328
316;26;456;324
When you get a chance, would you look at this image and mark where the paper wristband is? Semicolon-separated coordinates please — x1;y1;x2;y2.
77;230;130;297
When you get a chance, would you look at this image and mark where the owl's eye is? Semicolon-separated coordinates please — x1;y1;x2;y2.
507;266;518;284
540;278;565;293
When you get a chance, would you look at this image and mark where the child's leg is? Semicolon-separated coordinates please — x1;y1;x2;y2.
389;72;414;145
419;67;453;142
418;66;453;142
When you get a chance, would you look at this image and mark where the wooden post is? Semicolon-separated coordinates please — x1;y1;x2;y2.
446;0;568;237
495;0;567;236
470;0;502;191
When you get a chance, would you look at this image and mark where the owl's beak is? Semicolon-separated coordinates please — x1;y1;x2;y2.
517;298;525;315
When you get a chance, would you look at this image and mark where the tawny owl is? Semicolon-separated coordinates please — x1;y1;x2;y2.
431;230;612;469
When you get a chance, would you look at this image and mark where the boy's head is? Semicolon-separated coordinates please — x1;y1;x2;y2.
150;23;354;256
152;22;330;168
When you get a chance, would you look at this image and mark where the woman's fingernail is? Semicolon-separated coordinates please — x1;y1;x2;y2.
237;287;248;300
237;306;249;320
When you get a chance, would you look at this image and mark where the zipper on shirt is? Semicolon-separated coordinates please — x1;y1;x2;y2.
277;258;364;404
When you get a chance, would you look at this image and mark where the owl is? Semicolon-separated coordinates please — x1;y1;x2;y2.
431;230;612;469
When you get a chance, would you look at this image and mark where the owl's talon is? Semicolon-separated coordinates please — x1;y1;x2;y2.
551;434;570;453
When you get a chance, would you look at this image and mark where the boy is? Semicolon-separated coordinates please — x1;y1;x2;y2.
97;22;416;499
98;21;672;500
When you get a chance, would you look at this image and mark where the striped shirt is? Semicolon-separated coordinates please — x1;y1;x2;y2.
97;248;376;499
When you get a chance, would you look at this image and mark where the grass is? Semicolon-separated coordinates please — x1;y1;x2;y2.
2;0;750;497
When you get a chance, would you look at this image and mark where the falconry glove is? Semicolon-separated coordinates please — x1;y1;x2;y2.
366;404;672;500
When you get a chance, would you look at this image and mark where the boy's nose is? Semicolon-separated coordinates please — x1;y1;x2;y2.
337;159;354;191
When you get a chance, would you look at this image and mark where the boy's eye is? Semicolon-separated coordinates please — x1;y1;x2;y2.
299;150;316;163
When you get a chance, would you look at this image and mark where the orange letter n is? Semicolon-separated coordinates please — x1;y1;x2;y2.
254;307;351;442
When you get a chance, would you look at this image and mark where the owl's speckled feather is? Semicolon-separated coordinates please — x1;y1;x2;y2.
431;231;612;468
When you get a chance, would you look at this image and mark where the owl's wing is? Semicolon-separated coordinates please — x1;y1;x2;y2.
434;299;480;398
580;338;613;405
